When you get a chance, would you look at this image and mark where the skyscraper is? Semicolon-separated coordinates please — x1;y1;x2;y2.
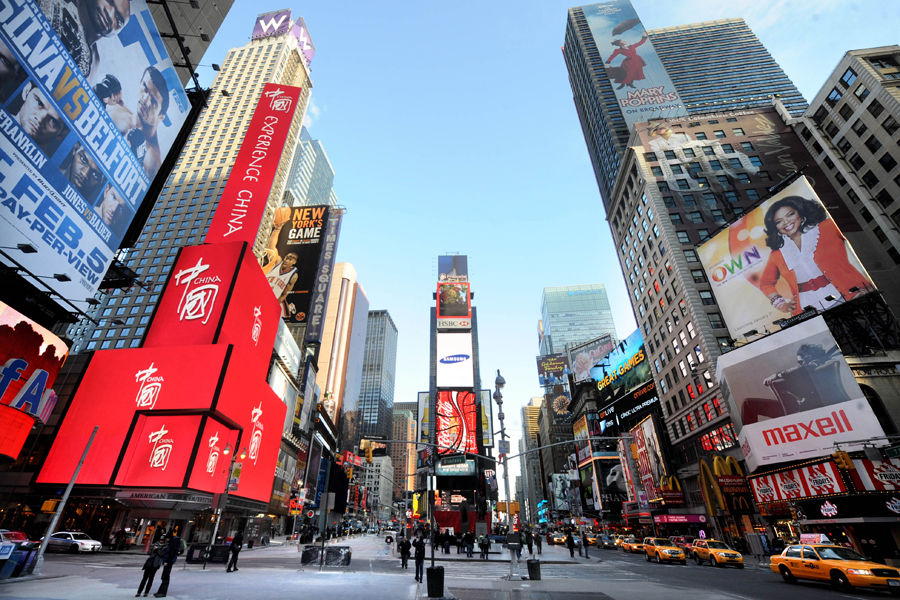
520;397;544;522
391;406;417;501
355;310;399;446
539;284;615;356
67;13;313;352
284;126;339;207
563;3;807;206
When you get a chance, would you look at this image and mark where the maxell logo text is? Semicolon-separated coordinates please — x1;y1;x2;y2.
762;410;853;446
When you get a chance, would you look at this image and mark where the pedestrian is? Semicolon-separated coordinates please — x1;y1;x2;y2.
464;531;474;558
226;530;243;572
565;531;576;558
398;535;411;569
413;534;426;583
525;530;534;556
136;540;166;597
153;531;182;597
442;532;451;554
535;532;542;555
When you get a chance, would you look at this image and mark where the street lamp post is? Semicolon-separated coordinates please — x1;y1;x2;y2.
494;370;519;580
204;443;246;570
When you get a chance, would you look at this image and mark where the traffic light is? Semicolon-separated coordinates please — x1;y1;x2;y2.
832;450;854;470
359;440;373;463
347;466;354;479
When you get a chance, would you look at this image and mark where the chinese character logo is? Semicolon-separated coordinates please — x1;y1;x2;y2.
206;432;220;476
249;403;264;466
148;425;173;471
251;306;262;345
174;257;220;325
265;88;293;112
135;363;163;409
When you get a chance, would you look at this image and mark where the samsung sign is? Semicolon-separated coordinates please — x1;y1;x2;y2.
436;333;473;388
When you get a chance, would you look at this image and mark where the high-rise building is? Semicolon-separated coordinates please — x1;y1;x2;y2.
284;126;339;207
791;46;900;316
317;263;369;449
360;455;394;521
539;284;615;356
354;310;399;447
391;407;417;501
563;4;807;206
520;397;544;522
67;15;313;352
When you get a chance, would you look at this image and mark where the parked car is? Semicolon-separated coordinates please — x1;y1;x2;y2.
771;544;900;594
691;539;744;568
644;537;687;564
45;532;102;553
0;529;38;549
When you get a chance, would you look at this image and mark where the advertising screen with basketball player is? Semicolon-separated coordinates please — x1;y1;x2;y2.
262;204;333;324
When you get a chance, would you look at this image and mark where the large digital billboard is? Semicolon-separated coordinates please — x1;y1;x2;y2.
304;207;342;343
582;0;687;130
435;390;478;455
630;415;667;502
717;316;886;471
698;177;875;339
436;282;471;329
567;334;615;383
536;353;570;387
0;0;190;308
259;205;334;324
436;332;474;388
590;329;649;402
438;255;468;282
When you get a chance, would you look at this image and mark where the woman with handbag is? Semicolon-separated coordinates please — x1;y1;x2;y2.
136;541;166;597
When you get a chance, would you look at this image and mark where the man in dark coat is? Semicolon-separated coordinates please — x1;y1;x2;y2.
398;535;411;569
524;530;534;556
226;530;244;572
153;531;182;597
565;531;576;558
412;534;426;583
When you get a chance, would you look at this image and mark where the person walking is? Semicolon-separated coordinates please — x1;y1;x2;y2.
398;536;411;569
464;531;474;558
535;532;542;555
136;540;166;597
153;531;182;597
524;530;534;556
226;530;243;572
565;531;576;559
413;534;426;583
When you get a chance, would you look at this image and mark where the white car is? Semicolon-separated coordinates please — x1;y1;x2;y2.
46;531;102;553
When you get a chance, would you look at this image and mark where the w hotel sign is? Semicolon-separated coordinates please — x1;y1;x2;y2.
253;10;292;39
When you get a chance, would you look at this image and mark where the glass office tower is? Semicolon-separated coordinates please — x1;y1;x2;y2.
539;284;616;356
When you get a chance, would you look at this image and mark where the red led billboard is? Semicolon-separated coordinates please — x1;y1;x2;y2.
186;418;240;493
435;390;478;455
37;345;229;485
205;84;303;246
114;415;205;488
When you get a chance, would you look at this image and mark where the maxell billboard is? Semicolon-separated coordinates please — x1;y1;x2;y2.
583;0;687;130
717;316;886;471
0;0;190;310
698;177;875;340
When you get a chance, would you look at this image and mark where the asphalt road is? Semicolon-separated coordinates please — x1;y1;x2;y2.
1;535;894;600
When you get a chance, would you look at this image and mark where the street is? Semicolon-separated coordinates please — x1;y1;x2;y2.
1;534;895;600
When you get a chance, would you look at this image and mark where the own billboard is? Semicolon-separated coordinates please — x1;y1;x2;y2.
582;0;687;131
434;390;477;455
698;177;875;339
436;282;471;329
436;332;474;388
0;0;190;308
536;353;570;387
630;415;667;502
568;334;615;383
589;330;649;402
260;205;335;324
717;316;887;471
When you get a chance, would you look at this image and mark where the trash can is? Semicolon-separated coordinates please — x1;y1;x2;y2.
527;559;541;580
426;565;444;598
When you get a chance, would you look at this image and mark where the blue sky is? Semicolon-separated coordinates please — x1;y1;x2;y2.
199;0;898;494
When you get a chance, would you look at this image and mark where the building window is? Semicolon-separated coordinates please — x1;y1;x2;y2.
862;170;879;189
651;166;663;176
826;88;842;105
697;229;710;241
670;213;683;225
836;138;852;154
849;153;865;169
854;84;870;101
644;152;657;162
677;231;691;244
699;290;715;305
880;153;898;173
687;211;704;224
837;104;853;121
865;135;883;153
708;312;725;329
840;68;858;87
732;127;745;136
713;130;726;138
695;132;707;140
684;249;699;263
884;116;900;136
868;99;885;118
852;119;868;136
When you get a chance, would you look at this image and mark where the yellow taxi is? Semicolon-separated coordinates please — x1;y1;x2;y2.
550;532;567;545
614;534;625;548
584;533;597;546
643;537;687;564
691;539;744;568
771;544;900;594
621;536;644;554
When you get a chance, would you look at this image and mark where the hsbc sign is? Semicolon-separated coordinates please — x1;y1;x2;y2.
740;399;887;471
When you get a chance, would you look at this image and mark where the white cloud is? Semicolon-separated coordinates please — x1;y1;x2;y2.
303;96;321;128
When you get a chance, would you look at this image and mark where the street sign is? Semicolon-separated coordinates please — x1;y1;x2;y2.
498;440;510;455
442;455;467;465
885;445;900;459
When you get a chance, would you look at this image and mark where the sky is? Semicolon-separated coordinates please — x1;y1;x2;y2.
198;0;899;497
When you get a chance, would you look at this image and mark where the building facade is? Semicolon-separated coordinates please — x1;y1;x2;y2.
520;397;544;523
284;126;339;207
360;455;395;521
391;407;417;502
354;310;399;448
539;285;616;356
563;4;807;207
67;20;313;352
